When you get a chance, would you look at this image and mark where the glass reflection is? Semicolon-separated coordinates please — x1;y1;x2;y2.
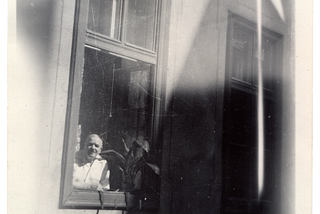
125;0;157;51
87;0;122;39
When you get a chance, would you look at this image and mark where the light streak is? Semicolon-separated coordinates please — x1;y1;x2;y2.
257;0;264;200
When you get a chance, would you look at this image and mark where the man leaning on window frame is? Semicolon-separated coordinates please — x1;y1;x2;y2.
73;134;110;191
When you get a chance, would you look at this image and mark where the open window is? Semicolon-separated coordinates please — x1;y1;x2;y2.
60;0;168;210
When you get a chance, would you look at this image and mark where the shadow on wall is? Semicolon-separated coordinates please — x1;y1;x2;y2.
15;0;64;166
166;89;218;214
17;0;59;88
163;1;223;213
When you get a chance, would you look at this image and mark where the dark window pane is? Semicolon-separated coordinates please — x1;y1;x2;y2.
125;0;157;50
87;0;122;39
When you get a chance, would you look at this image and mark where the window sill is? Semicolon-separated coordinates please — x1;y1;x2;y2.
62;189;159;211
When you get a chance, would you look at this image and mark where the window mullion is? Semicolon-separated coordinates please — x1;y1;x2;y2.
85;35;157;64
121;0;128;45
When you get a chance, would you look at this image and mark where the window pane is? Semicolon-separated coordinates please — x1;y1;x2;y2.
87;0;122;39
78;47;154;189
125;0;157;50
231;28;253;83
253;38;275;91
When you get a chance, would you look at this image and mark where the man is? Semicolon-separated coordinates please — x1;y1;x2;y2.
73;134;110;191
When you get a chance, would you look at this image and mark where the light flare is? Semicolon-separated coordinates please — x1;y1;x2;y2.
257;0;264;200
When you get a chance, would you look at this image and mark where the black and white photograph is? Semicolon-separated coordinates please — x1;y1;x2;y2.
8;0;314;213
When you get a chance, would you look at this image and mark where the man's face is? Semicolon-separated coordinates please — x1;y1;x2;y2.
84;136;103;159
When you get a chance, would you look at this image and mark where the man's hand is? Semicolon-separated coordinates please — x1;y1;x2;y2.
90;180;104;191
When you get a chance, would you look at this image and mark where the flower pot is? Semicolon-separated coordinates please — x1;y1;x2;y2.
122;170;142;191
122;182;135;191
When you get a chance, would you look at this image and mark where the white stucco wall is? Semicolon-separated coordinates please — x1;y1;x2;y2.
9;1;122;213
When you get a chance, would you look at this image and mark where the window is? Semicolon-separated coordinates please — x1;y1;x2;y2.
222;13;283;213
60;0;169;210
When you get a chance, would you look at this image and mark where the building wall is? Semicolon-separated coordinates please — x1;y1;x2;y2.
10;1;161;213
9;0;299;214
164;0;294;213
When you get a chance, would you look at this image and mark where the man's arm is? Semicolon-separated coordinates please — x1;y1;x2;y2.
99;162;110;190
73;177;104;191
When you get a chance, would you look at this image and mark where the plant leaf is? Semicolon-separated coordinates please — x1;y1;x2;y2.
146;163;160;175
99;150;126;164
122;138;130;153
134;139;150;153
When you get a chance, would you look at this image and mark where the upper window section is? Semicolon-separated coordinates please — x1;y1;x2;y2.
227;14;282;93
125;0;157;50
87;0;122;40
231;28;254;83
87;0;158;52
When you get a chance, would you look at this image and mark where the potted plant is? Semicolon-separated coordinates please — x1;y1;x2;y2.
100;136;160;191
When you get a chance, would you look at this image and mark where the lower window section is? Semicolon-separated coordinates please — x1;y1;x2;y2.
78;47;155;190
60;47;160;210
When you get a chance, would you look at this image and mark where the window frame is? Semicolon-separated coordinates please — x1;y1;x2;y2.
59;0;170;210
225;12;283;100
221;12;283;213
86;0;159;63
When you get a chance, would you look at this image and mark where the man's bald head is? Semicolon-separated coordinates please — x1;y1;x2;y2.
84;134;103;160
